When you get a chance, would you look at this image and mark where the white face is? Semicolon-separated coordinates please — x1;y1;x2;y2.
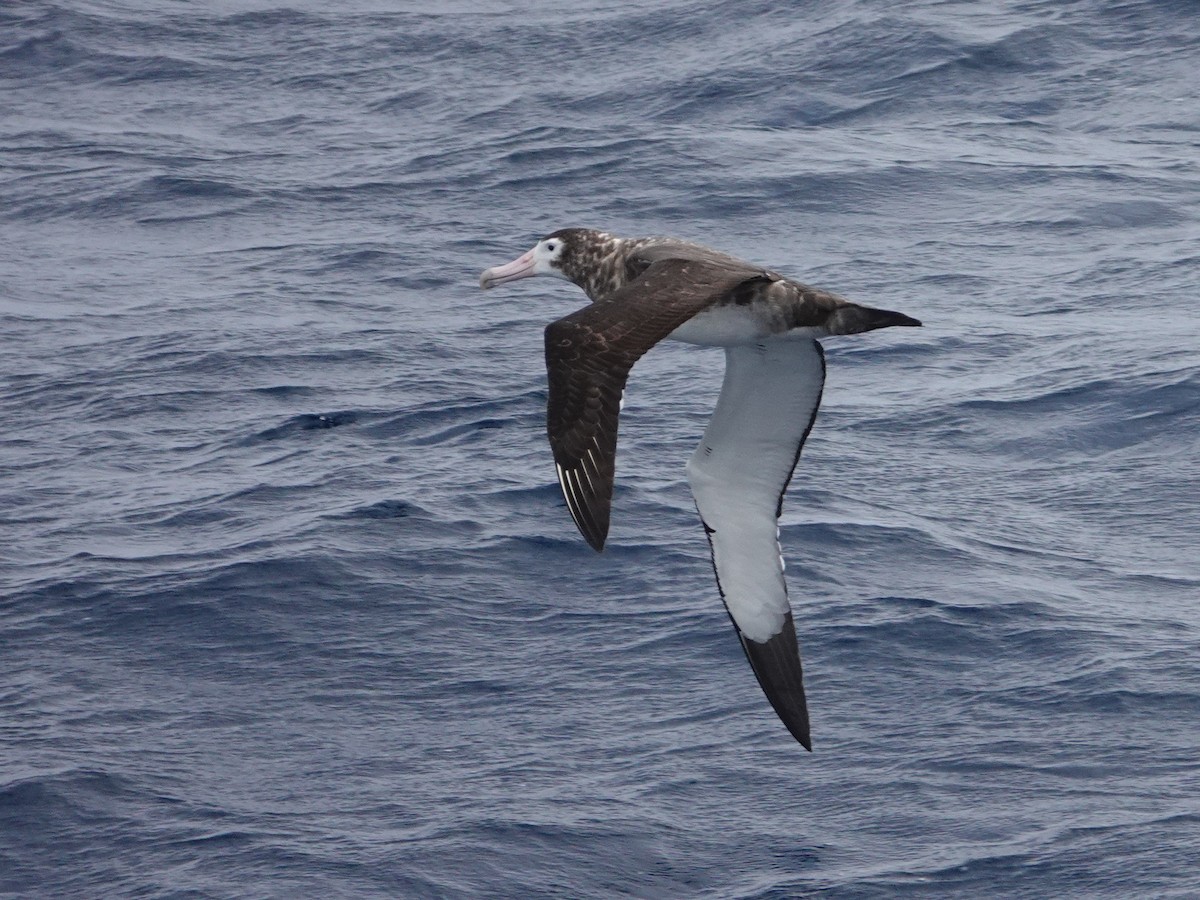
479;235;571;288
530;236;569;279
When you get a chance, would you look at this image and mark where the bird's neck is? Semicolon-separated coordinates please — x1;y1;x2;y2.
571;235;647;302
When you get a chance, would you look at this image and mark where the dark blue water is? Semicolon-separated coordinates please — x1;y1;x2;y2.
3;1;1198;896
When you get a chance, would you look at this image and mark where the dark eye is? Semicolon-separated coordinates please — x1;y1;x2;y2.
546;242;557;252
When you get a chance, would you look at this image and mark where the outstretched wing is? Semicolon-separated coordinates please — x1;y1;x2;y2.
544;258;764;551
685;339;826;749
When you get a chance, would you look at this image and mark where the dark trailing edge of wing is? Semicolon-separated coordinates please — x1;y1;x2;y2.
738;614;812;751
777;340;824;519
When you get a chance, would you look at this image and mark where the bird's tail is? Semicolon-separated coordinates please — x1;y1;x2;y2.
828;304;922;335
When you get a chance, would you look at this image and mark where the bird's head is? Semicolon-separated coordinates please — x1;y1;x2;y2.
479;228;611;290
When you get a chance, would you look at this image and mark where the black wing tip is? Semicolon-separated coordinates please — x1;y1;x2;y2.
788;719;814;752
555;463;611;552
773;696;812;751
565;497;609;553
737;620;813;751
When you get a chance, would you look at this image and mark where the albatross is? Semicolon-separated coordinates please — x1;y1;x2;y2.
480;228;920;750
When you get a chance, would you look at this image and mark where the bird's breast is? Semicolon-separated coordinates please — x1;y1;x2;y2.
667;301;826;347
667;304;769;346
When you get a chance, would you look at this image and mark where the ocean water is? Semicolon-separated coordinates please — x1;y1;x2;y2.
2;0;1198;896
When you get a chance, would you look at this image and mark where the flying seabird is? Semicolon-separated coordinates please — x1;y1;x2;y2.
480;228;921;750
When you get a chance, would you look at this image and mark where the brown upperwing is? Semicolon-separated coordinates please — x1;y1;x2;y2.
543;257;767;551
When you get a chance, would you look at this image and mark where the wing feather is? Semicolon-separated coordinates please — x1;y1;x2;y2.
686;339;826;749
544;258;759;550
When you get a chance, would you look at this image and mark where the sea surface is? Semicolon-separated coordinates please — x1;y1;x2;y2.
2;1;1198;897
